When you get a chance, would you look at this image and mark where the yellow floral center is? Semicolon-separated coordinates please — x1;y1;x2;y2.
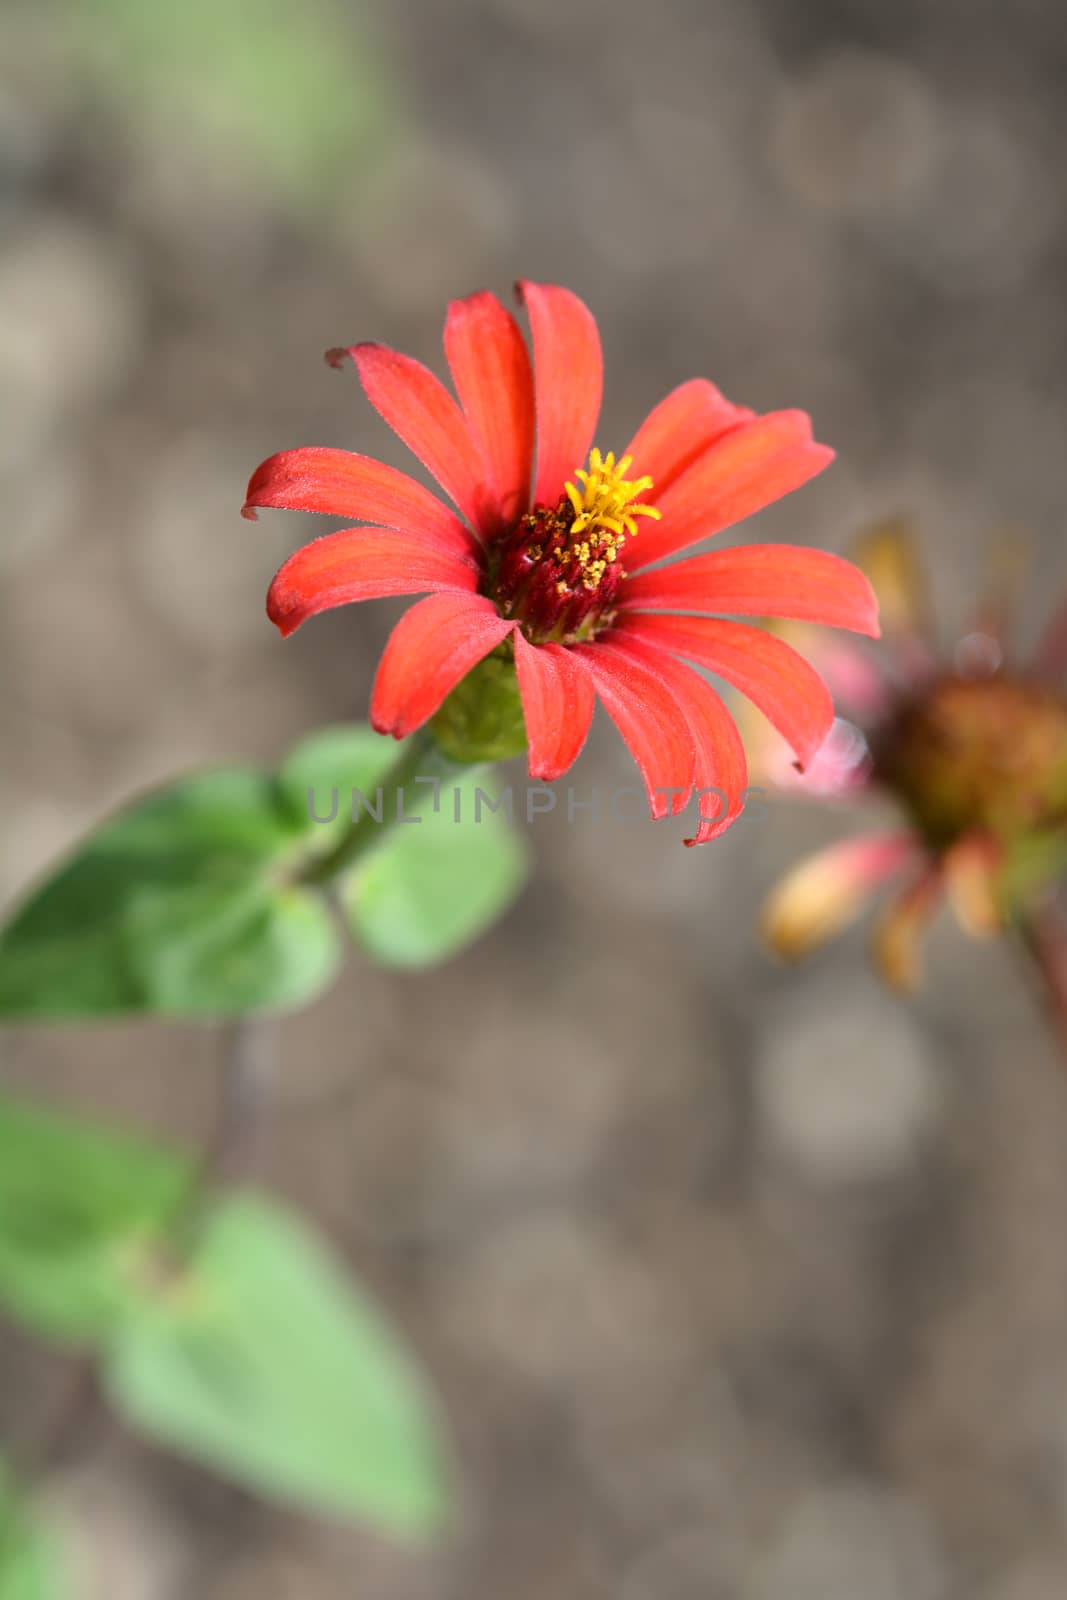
561;449;662;591
490;447;661;642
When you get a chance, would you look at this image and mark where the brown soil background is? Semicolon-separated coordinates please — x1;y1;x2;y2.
3;1;1067;1594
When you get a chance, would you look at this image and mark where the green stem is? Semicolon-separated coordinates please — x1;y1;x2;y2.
299;728;464;888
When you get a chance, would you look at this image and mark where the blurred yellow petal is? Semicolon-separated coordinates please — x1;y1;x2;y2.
943;834;1003;938
851;518;931;640
762;832;918;962
871;869;944;992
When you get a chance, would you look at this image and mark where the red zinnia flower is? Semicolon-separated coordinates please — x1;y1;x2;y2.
244;282;879;843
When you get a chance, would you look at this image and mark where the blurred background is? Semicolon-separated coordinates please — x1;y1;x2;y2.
3;0;1067;1594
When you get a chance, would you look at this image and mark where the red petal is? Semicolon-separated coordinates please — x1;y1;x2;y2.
805;635;893;722
623;545;881;638
444;291;535;530
342;343;498;538
370;593;515;738
617;612;834;769
242;447;478;557
626;412;833;571
599;632;748;843
574;642;694;820
516;281;602;508
513;633;596;780
625;378;754;497
266;528;479;638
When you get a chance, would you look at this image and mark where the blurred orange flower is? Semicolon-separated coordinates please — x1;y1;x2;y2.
760;523;1067;986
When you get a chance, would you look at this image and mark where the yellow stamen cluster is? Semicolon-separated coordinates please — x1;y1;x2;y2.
563;449;661;591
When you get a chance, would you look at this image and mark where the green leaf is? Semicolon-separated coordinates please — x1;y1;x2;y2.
0;1467;65;1600
0;725;529;1018
0;1096;189;1344
0;770;340;1019
0;1097;448;1535
277;724;401;851
280;725;529;965
343;771;528;969
104;1196;448;1535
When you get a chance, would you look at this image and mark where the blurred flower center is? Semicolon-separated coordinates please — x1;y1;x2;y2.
874;674;1067;847
489;449;660;643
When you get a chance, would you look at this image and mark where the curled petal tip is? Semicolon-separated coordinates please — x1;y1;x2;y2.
852;570;882;639
265;596;297;639
512;277;558;306
448;287;493;313
526;756;571;782
241;502;259;521
324;345;354;369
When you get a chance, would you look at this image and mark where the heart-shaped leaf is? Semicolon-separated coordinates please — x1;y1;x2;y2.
104;1195;448;1534
0;770;340;1019
0;1096;189;1344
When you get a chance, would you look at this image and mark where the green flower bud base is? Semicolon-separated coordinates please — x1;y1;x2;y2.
430;644;528;764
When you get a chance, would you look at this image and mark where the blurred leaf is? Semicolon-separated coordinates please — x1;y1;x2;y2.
104;1195;448;1534
0;727;529;1018
277;724;401;850
0;770;341;1019
343;771;528;969
0;1467;65;1600
0;1096;448;1534
282;725;529;966
72;0;391;205
0;1096;189;1344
